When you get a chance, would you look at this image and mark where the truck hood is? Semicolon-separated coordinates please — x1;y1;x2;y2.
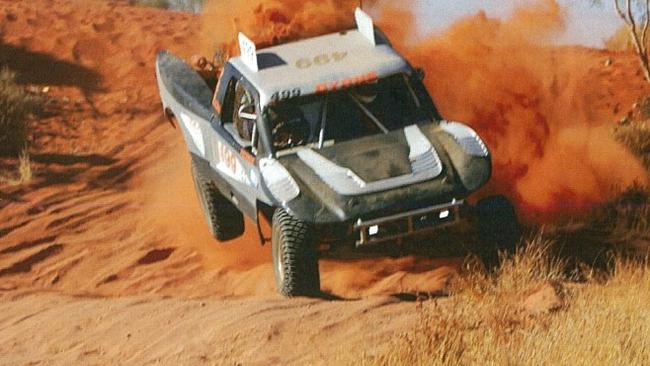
265;121;491;224
294;124;443;196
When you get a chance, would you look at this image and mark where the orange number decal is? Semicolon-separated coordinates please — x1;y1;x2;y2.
218;143;237;173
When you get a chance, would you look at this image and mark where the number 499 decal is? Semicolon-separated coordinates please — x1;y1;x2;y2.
270;88;301;102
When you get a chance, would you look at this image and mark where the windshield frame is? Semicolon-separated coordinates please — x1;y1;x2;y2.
261;72;440;156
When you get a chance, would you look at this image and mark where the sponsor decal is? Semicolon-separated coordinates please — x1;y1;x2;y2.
315;71;378;93
179;111;205;156
270;88;302;103
294;52;348;69
209;139;252;186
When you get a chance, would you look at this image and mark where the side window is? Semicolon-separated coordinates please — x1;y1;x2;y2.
232;81;257;142
412;78;441;121
220;79;237;123
220;77;259;152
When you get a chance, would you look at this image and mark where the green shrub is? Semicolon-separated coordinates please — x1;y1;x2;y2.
0;68;39;156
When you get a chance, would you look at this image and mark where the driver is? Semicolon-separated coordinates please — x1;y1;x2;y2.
268;104;309;150
190;55;218;89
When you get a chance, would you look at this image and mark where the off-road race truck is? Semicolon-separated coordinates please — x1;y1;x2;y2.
155;8;519;297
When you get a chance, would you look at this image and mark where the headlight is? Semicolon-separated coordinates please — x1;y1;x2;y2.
440;121;489;157
259;158;300;204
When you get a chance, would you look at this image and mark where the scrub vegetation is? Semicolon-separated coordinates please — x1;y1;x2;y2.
614;0;650;82
131;0;170;8
353;102;650;365
0;67;40;184
616;121;650;169
131;0;205;11
0;68;38;157
360;251;650;365
606;26;636;51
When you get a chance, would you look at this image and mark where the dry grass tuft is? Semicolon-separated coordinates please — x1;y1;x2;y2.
492;235;566;292
1;149;34;186
353;114;650;364
357;237;650;366
16;149;33;184
447;235;566;299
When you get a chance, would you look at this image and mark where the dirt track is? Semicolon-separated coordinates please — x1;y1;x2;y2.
0;291;429;365
0;1;459;363
1;0;649;364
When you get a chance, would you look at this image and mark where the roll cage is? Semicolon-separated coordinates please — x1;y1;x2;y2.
212;61;442;160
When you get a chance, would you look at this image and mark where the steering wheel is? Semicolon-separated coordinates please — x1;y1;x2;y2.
272;116;311;150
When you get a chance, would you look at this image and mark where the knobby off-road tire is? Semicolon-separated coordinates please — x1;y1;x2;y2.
271;209;321;297
190;160;244;241
475;195;521;269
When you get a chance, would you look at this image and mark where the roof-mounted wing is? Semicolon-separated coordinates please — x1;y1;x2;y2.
354;7;375;45
237;7;377;73
238;32;259;72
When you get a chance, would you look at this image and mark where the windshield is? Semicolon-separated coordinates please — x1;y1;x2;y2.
264;73;436;153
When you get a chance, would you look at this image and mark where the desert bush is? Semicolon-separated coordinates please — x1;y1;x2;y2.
356;237;650;366
351;89;650;366
606;26;635;51
635;96;650;120
130;0;170;9
0;68;39;156
351;184;650;365
607;185;650;246
615;121;650;170
608;107;650;254
130;0;205;12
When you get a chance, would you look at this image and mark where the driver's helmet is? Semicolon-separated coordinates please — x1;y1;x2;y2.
269;105;309;150
191;55;208;70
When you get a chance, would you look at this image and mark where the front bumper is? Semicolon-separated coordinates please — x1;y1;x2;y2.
353;199;465;246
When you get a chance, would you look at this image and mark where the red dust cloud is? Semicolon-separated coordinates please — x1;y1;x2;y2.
200;0;648;222
374;0;648;221
200;0;359;57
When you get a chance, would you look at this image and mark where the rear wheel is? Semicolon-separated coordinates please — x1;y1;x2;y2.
475;195;521;269
191;160;244;241
271;209;320;297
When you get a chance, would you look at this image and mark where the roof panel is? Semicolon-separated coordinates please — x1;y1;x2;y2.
229;30;410;107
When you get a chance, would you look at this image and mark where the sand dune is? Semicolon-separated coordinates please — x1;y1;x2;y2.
0;1;460;362
0;0;647;364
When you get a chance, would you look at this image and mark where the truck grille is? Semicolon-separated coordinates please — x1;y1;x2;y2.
354;200;464;246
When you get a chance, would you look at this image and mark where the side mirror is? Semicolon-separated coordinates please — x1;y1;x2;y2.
238;103;257;121
414;67;425;81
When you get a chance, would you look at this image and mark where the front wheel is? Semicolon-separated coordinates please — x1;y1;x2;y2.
190;159;244;241
475;195;521;269
271;209;320;297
